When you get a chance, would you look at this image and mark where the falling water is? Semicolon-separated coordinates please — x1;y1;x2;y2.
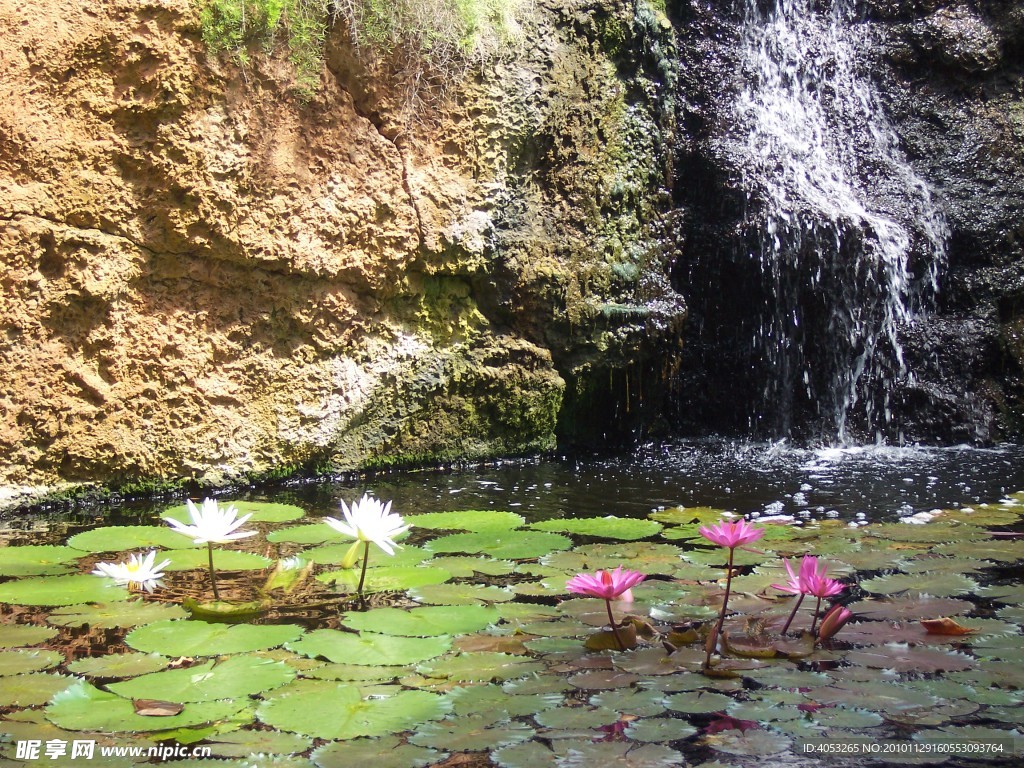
730;0;948;442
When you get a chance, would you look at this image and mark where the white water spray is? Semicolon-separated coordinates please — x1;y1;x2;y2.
731;0;948;441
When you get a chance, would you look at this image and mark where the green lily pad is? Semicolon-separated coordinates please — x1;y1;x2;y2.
860;572;977;597
425;557;516;577
977;584;1024;604
0;574;131;606
316;566;452;593
126;620;303;656
625;718;699;742
542;543;686;576
0;672;74;706
303;543;428;568
409;714;534;751
266;524;339;545
0;648;63;675
812;706;884;728
425;531;571;559
0;622;58;647
47;600;189;629
45;681;250;733
809;681;937;713
934;540;1024;562
304;663;402;682
287;629;450;666
913;725;1021;751
160;549;272;572
945;507;1024;526
535;706;620;729
68;526;198;552
683;547;773;568
407;510;525;530
409;583;515;605
109;655;295;703
257;684;449;740
342;605;499;637
311;735;443;768
205;729;313;758
67;652;171;679
528;517;662;541
665;691;734;714
870;523;988;544
849;596;973;621
0;545;83;577
556;741;685;767
589;689;667;718
417;652;545;682
491;741;557;768
846;644;975;673
704;728;792;757
448;683;563;717
650;507;734;525
163;501;305;524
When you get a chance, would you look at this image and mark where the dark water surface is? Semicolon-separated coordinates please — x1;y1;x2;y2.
7;440;1024;542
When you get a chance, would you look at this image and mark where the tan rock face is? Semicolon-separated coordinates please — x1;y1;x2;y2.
0;0;684;504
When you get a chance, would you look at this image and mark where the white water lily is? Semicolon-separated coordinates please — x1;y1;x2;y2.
324;493;409;555
92;550;171;593
164;498;256;544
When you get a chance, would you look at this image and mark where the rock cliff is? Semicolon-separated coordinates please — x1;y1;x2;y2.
0;0;684;506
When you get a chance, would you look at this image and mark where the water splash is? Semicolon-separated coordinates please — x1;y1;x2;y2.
730;0;948;442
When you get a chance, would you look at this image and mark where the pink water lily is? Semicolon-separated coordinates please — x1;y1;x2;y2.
698;518;765;549
817;604;852;642
567;567;646;651
772;555;819;634
699;517;765;671
566;567;646;601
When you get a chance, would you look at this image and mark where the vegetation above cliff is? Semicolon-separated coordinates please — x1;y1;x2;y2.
197;0;527;99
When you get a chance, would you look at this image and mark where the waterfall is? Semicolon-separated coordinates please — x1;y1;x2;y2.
727;0;948;442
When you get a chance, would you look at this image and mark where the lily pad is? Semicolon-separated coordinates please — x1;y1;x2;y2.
625;718;699;743
417;652;545;682
665;691;734;714
164;501;305;524
45;681;250;733
316;566;452;592
304;663;402;682
0;672;74;706
205;729;313;758
534;706;619;729
287;629;450;666
266;524;339;545
849;596;973;621
425;557;516;577
67;653;172;679
47;600;189;629
0;574;131;606
860;572;977;597
67;526;197;552
703;728;791;757
160;549;272;572
542;543;686;576
307;543;427;570
126;620;303;656
257;684;449;740
109;655;295;703
407;510;526;530
311;736;443;768
448;683;563;717
425;531;572;559
409;714;535;751
589;688;667;718
0;622;58;647
409;583;515;605
556;741;685;768
845;644;975;673
0;648;63;675
528;517;662;541
0;545;83;576
342;605;499;637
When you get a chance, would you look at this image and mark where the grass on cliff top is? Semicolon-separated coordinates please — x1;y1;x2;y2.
196;0;527;103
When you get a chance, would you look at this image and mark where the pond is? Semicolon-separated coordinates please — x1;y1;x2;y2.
1;440;1023;767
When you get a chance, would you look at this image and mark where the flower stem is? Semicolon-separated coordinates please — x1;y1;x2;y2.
810;596;823;635
207;542;220;601
605;598;626;651
781;593;805;635
356;541;371;607
705;545;735;670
